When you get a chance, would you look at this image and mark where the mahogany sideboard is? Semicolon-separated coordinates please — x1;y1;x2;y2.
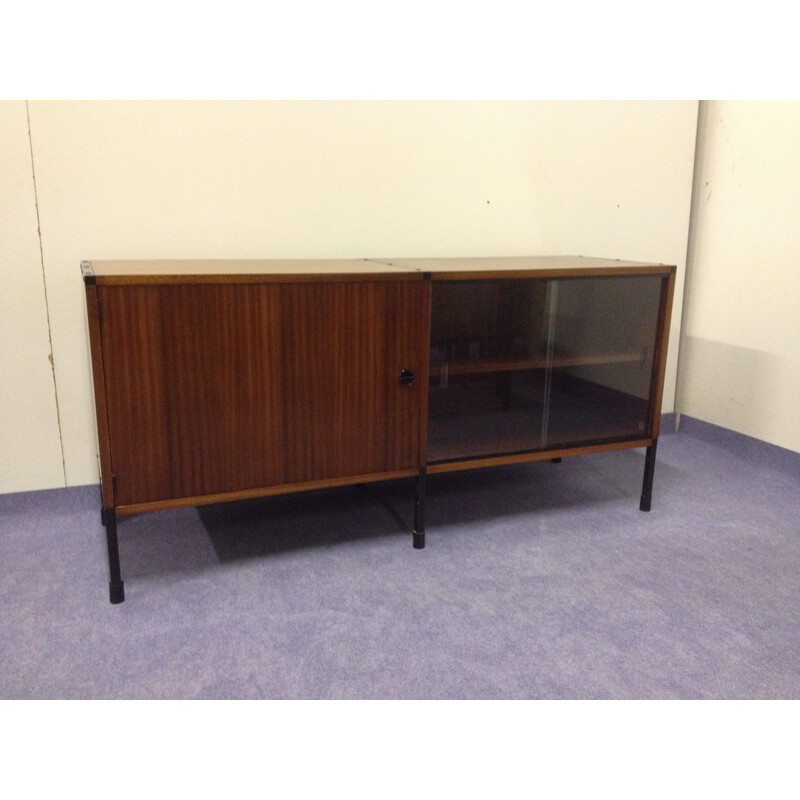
82;257;676;603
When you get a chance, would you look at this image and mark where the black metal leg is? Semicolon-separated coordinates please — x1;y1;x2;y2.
103;508;125;604
639;439;658;512
413;468;426;549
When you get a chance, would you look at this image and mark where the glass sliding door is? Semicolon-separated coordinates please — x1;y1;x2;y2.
427;278;550;462
427;274;667;464
543;275;664;449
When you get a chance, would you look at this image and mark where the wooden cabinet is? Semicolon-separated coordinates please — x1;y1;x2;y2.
83;257;675;603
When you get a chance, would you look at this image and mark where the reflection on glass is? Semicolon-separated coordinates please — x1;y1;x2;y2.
544;276;663;448
427;275;664;463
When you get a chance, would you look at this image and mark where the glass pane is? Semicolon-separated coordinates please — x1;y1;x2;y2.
428;279;551;462
544;275;664;448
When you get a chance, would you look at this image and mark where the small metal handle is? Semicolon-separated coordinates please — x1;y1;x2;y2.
398;369;415;387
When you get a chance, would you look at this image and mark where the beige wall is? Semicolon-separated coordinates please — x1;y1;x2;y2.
2;100;697;493
677;101;800;454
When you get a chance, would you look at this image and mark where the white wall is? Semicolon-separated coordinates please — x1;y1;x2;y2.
677;101;800;454
2;100;697;493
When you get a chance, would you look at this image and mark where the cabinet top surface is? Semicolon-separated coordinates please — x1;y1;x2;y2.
83;256;674;284
85;258;404;279
373;256;673;276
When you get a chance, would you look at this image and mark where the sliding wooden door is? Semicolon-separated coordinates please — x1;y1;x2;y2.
97;278;427;509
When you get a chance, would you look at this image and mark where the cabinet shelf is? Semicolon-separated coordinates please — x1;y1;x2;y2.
429;349;646;378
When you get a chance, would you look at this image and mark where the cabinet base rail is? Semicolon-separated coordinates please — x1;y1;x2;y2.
99;445;659;603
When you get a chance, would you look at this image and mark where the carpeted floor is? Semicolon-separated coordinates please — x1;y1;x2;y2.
1;416;798;699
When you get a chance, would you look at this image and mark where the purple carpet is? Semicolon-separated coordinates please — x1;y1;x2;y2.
1;417;798;699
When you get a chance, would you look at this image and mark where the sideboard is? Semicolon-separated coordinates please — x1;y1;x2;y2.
82;257;676;602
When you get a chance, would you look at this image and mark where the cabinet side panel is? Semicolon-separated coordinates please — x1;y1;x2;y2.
648;270;677;438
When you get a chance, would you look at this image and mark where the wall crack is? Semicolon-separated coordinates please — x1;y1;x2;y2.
26;101;67;487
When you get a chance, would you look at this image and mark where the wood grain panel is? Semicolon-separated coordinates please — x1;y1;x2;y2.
98;280;425;507
383;280;429;469
158;284;286;499
99;284;287;505
281;281;425;483
427;438;653;474
84;283;115;510
99;286;172;505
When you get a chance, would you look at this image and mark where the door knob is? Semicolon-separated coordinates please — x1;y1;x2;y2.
398;369;415;387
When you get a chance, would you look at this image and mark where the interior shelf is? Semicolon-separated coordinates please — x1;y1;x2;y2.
429;350;646;378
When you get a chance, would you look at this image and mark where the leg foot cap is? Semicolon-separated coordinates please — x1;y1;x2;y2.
109;581;125;604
